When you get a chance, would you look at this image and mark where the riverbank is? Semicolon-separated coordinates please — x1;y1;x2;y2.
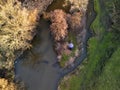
59;0;120;90
58;0;96;89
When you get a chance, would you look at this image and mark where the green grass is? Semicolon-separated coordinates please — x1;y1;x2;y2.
67;31;78;52
60;31;78;67
59;0;120;89
96;47;120;90
60;54;69;67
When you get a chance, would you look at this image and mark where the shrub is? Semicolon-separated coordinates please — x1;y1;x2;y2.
50;9;68;41
67;12;82;31
0;0;38;69
0;78;16;90
65;0;89;12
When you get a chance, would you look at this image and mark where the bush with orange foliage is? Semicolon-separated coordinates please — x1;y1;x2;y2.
67;12;82;31
50;9;68;41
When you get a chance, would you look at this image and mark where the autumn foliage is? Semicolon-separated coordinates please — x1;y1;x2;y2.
0;78;16;90
0;0;38;69
67;12;82;31
65;0;89;12
50;9;68;41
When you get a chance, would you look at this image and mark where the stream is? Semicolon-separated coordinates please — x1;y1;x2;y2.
15;0;96;90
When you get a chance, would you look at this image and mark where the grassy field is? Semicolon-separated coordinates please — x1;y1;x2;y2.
59;0;120;90
95;47;120;90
